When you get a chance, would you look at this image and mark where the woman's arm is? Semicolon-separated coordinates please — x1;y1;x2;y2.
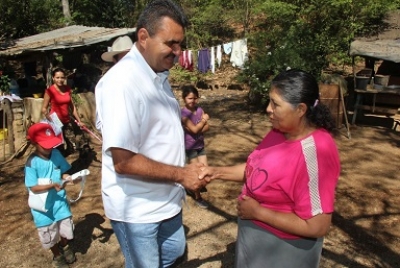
41;92;51;121
199;163;246;183
69;99;85;127
237;195;332;238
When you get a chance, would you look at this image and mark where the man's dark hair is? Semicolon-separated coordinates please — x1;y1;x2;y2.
136;0;188;38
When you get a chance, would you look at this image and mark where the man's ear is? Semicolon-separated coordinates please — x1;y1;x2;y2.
137;28;149;47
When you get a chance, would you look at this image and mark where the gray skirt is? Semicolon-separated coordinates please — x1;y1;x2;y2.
235;218;323;268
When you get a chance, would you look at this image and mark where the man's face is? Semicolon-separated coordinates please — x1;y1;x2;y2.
140;17;185;72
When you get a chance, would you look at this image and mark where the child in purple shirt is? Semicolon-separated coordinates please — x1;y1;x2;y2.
181;85;210;208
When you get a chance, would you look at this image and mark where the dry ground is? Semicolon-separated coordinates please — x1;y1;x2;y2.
1;87;400;268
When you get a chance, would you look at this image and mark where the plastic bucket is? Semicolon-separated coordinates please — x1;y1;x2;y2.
355;76;370;90
0;128;7;140
374;75;390;87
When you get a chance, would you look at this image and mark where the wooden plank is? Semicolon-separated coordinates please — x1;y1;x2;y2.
356;104;399;114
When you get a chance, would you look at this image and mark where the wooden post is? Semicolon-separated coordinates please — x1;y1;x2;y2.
1;99;15;155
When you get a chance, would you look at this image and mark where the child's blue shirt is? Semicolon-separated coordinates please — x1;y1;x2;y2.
24;149;72;228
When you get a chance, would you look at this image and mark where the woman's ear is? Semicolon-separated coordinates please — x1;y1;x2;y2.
296;103;308;117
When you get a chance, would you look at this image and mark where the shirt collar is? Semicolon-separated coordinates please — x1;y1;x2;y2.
131;44;169;84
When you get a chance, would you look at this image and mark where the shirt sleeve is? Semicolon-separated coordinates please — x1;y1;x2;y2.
293;135;340;218
25;166;38;188
52;149;71;173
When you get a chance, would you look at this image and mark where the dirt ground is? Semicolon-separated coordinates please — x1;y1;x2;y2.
0;85;400;268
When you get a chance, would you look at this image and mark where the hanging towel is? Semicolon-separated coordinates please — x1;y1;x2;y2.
223;42;233;54
188;50;193;66
216;45;222;67
178;50;193;71
198;48;210;73
179;53;185;68
210;47;215;73
183;50;194;71
230;39;248;69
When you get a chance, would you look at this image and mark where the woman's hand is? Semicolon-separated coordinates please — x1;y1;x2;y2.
237;194;261;220
45;113;52;121
76;121;86;128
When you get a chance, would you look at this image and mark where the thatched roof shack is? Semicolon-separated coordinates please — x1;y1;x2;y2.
349;39;400;63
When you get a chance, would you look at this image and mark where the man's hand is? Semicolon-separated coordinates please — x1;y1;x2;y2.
178;163;208;191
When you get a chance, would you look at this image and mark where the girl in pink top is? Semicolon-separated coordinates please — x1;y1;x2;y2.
199;69;340;268
41;68;84;155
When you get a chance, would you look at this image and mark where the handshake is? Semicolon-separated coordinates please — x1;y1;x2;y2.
178;163;215;192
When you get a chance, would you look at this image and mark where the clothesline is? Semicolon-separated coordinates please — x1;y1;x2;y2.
178;38;248;73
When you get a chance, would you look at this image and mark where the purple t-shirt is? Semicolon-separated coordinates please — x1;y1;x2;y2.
181;106;205;150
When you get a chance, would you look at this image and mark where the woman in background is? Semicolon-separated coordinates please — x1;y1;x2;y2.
41;67;84;155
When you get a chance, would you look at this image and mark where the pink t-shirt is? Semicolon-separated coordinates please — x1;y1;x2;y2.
242;128;340;239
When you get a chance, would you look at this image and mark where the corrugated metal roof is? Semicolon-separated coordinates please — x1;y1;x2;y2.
0;25;137;57
350;39;400;63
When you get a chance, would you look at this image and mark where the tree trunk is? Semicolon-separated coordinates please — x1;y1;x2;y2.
62;0;71;19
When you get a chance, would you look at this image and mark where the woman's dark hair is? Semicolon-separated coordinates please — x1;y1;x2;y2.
271;69;336;133
136;0;188;38
181;85;199;99
51;67;66;77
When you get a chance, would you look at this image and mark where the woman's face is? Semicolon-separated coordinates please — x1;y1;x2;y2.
53;71;66;87
184;92;198;109
266;87;302;133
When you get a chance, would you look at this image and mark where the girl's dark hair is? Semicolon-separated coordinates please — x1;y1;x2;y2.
181;85;199;99
271;69;336;133
136;0;188;38
51;67;65;77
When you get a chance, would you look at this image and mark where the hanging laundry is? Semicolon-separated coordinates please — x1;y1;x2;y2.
184;50;193;71
230;39;248;69
192;50;198;72
223;42;233;54
178;50;193;71
210;47;215;73
187;50;193;68
216;45;222;67
179;53;185;68
198;48;210;73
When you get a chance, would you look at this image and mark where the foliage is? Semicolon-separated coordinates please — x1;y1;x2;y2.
0;72;11;95
69;0;138;28
0;0;399;108
71;87;83;107
169;65;212;86
237;0;398;104
182;0;235;49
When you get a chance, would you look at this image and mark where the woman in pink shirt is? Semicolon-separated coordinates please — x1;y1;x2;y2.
200;69;340;268
41;68;84;155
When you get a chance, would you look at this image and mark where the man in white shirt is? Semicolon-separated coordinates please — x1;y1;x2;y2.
95;1;206;267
